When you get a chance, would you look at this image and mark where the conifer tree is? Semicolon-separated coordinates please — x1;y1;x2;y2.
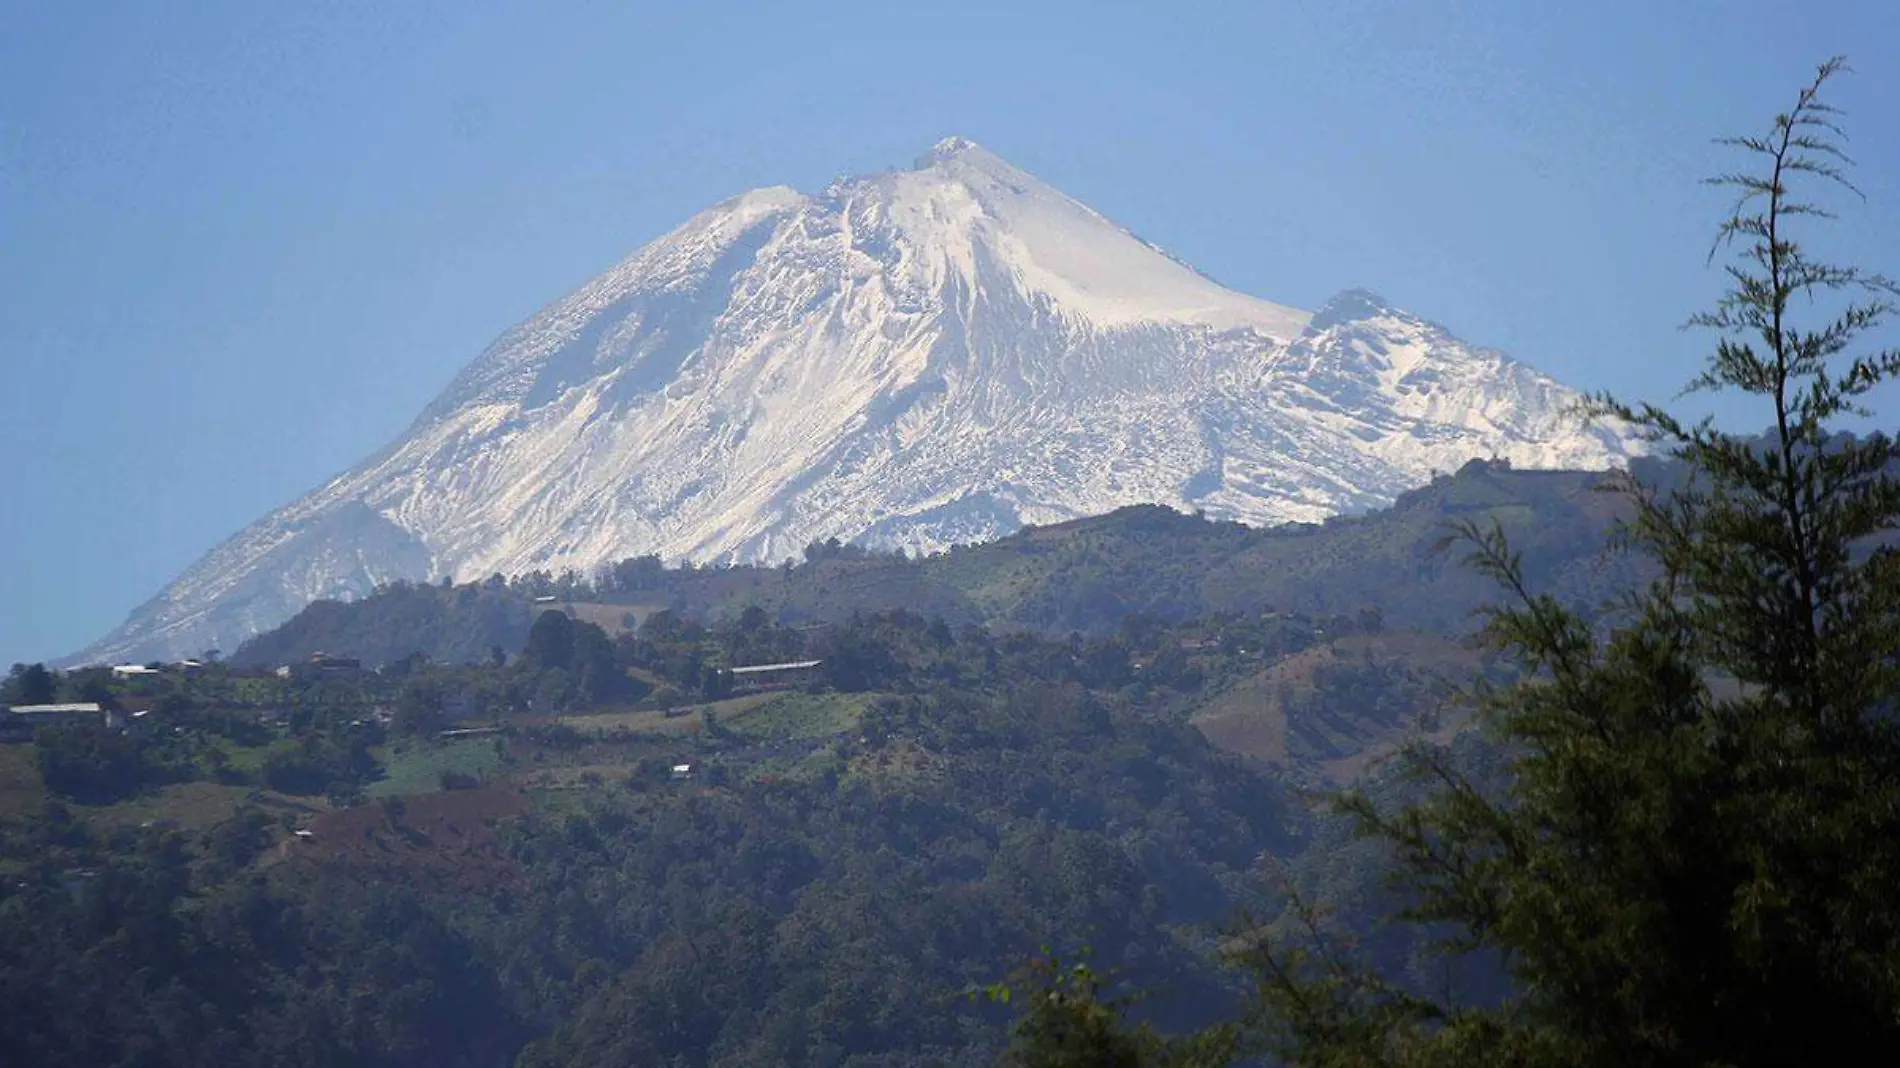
998;56;1899;1068
1232;55;1900;1068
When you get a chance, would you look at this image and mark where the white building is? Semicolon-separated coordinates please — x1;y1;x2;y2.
3;703;114;740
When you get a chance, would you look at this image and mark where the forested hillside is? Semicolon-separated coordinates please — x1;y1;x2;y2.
227;456;1662;674
6;605;1442;1067
7;419;1885;1067
0;438;1682;1068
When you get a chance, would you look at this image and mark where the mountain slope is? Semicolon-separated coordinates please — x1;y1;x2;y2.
70;138;1639;665
227;459;1652;674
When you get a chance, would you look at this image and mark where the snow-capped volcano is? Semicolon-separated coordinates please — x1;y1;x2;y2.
69;137;1639;664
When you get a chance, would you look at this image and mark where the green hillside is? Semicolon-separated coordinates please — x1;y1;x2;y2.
229;458;1651;674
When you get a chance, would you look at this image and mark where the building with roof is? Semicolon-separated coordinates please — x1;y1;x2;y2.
727;659;824;693
2;703;115;741
277;652;364;681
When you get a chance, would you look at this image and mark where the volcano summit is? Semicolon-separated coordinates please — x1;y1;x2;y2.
71;138;1639;664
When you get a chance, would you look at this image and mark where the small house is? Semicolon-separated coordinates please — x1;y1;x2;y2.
670;763;694;780
437;726;502;739
308;652;361;676
280;652;363;682
3;703;113;741
727;659;824;693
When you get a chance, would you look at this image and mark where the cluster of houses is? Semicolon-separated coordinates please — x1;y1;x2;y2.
3;658;208;742
89;652;358;685
6;653;830;747
1;653;372;744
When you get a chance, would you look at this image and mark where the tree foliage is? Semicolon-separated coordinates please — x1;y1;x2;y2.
0;635;1295;1068
3;662;57;705
1218;56;1900;1068
9;59;1893;1068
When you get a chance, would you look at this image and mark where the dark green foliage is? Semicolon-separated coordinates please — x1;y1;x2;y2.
3;662;57;705
200;805;275;877
569;621;628;704
819;618;899;692
260;733;379;796
0;842;528;1068
599;553;670;594
0;622;1298;1068
1224;57;1900;1068
394;676;449;736
982;958;1237;1068
711;482;1639;641
515;610;636;709
232;579;533;669
505;680;1287;1068
524;609;576;671
34;723;172;803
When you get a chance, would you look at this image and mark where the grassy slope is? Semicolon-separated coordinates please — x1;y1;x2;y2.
557;693;781;738
557;691;870;743
1192;631;1488;786
368;737;507;798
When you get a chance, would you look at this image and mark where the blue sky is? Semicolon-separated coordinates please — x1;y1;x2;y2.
3;0;1896;665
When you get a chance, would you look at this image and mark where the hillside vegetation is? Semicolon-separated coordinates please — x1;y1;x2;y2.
229;457;1655;673
4;495;1535;1068
7;51;1894;1068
